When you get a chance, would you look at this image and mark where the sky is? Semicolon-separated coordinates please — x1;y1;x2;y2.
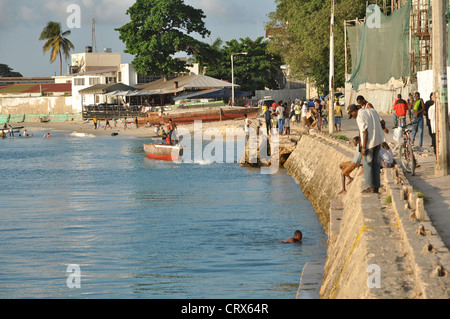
0;0;277;77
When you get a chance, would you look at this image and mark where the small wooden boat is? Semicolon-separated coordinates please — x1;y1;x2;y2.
145;106;260;125
0;126;24;134
144;143;183;162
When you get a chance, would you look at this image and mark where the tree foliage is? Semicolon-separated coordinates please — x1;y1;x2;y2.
39;21;74;76
266;0;367;94
204;37;283;94
0;64;23;77
116;0;211;77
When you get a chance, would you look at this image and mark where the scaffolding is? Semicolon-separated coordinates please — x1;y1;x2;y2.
344;0;435;84
410;0;432;77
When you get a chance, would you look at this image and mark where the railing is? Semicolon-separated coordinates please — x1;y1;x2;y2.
82;104;156;120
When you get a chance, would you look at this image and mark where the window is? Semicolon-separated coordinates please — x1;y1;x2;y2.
89;77;100;85
106;77;117;84
74;78;85;86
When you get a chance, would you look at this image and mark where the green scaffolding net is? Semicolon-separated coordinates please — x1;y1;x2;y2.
347;1;412;89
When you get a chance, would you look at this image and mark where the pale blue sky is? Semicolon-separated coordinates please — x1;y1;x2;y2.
0;0;277;77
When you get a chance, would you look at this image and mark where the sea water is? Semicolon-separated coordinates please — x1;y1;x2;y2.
0;129;327;299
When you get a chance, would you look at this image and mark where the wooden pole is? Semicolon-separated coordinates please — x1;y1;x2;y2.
432;0;450;176
329;0;335;134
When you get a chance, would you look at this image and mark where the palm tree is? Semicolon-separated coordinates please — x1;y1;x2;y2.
40;22;75;76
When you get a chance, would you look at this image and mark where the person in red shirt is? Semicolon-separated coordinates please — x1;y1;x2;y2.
393;94;408;128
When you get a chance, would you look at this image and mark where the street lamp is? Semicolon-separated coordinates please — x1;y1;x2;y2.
231;52;248;106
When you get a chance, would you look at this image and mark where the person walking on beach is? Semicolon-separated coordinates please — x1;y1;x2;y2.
411;92;425;147
104;118;112;130
135;117;139;129
93;116;98;130
347;104;386;194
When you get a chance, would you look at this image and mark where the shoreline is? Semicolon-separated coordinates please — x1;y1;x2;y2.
16;118;248;139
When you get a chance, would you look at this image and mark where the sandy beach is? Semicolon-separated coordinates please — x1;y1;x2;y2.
18;118;248;138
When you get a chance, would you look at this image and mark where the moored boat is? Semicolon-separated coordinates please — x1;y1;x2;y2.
146;106;260;125
0;126;24;134
144;143;183;162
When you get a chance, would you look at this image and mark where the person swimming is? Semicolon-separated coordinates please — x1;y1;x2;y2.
282;230;303;243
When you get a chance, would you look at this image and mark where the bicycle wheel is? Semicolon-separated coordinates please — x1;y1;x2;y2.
410;145;416;176
400;142;412;173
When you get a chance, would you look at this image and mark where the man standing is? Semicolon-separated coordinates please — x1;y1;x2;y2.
334;101;343;131
93;116;98;130
347;104;386;194
276;102;285;135
314;99;322;131
393;94;408;128
428;99;436;155
294;102;302;123
424;93;434;143
264;107;273;136
411;92;425;147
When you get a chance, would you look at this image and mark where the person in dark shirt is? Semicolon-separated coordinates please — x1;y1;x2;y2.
424;93;434;142
264;107;273;136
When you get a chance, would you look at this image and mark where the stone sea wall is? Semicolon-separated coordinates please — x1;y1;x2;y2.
285;133;450;299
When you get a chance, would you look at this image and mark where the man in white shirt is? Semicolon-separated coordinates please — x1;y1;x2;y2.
348;104;387;194
301;102;309;127
276;102;285;135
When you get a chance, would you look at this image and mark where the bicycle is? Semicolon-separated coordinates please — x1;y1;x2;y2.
397;123;417;176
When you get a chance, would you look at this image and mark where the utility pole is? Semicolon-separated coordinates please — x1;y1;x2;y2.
231;52;248;106
432;0;450;177
328;0;335;134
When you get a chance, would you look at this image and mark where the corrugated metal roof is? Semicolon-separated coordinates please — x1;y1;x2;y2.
136;75;239;94
0;83;71;94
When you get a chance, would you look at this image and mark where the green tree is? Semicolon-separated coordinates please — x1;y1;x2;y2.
205;37;283;94
39;21;75;76
116;0;211;79
0;64;23;77
267;0;367;94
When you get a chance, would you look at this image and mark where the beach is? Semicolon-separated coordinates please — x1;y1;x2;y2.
21;118;248;138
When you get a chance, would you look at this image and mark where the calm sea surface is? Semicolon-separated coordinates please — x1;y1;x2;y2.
0;129;327;299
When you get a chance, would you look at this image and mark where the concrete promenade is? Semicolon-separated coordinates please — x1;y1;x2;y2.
334;112;450;250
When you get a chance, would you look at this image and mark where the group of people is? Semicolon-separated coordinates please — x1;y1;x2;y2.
393;92;436;154
259;96;343;136
262;101;292;136
339;95;391;194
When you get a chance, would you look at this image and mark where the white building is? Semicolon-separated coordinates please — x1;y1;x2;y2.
54;49;139;113
54;49;202;113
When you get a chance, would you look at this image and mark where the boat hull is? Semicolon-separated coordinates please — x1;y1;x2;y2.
144;143;183;162
146;107;260;125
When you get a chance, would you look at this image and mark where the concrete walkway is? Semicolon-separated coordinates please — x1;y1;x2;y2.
311;112;450;250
